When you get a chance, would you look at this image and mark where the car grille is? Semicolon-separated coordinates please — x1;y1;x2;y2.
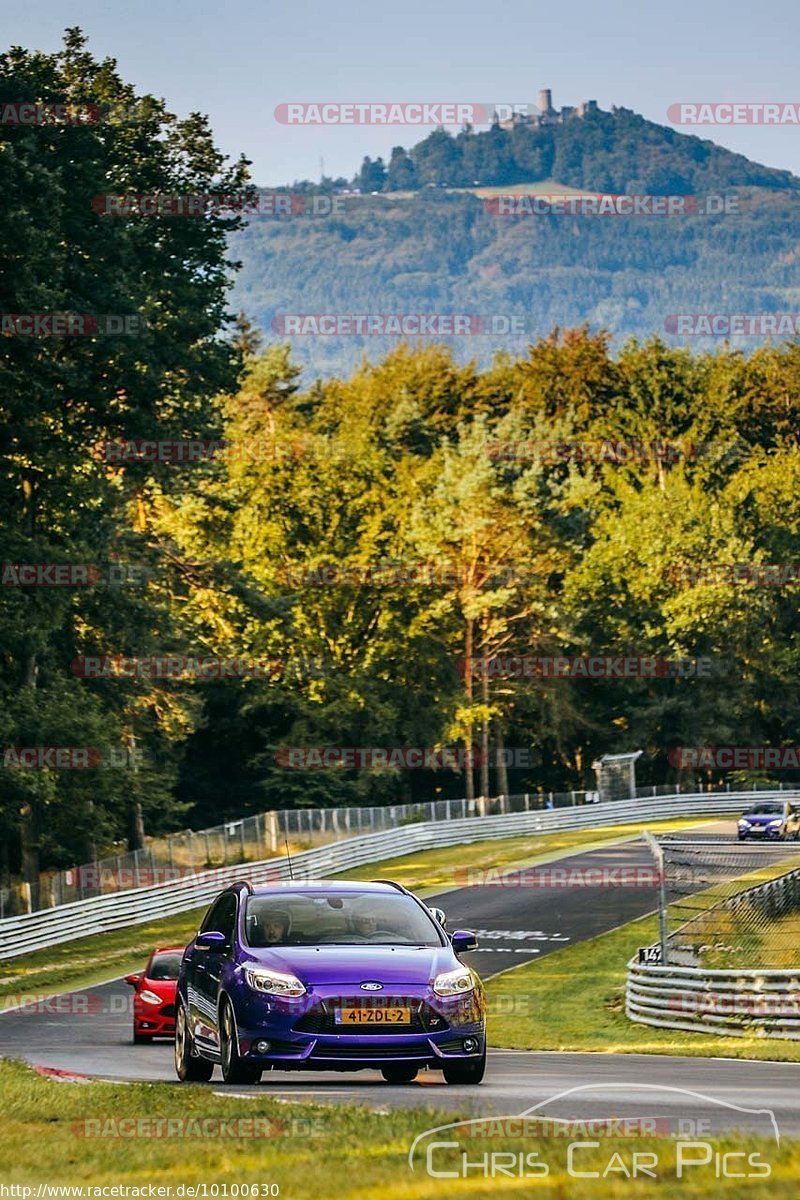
294;997;447;1035
160;1004;176;1018
310;1042;433;1060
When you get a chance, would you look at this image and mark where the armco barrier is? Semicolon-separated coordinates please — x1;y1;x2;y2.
0;791;791;960
628;858;800;1040
627;961;800;1040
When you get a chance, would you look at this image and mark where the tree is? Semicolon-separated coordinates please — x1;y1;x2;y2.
356;156;386;193
0;28;249;879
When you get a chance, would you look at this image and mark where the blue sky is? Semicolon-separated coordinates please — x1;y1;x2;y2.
2;0;799;186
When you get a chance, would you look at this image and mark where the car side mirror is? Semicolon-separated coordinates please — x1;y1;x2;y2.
451;930;478;953
428;907;447;928
124;972;143;987
196;930;227;951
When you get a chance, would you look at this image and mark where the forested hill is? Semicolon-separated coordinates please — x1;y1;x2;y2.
352;106;800;194
230;106;800;380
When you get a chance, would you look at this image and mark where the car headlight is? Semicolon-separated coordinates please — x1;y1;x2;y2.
433;968;475;998
769;818;783;826
139;989;163;1006
738;819;750;826
244;966;306;997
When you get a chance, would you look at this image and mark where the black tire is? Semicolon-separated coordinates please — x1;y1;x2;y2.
220;999;262;1085
381;1065;418;1084
174;1004;214;1082
442;1048;486;1086
133;1031;153;1045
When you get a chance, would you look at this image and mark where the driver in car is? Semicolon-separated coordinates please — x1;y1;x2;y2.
253;909;290;946
353;911;379;938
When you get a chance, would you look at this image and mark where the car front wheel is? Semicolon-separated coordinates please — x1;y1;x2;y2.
175;1005;214;1082
220;1000;262;1085
442;1048;486;1085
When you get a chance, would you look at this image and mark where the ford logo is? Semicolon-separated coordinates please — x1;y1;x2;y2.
360;981;383;991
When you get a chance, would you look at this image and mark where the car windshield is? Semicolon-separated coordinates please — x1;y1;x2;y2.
243;891;443;947
747;804;784;815
147;952;182;980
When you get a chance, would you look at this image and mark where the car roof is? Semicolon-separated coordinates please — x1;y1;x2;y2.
245;879;406;897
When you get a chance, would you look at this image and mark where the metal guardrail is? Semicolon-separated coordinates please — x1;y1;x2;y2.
8;777;792;917
628;856;800;1040
1;791;782;961
627;961;800;1040
4;791;592;916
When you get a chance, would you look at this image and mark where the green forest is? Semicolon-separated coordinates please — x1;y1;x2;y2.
3;33;800;886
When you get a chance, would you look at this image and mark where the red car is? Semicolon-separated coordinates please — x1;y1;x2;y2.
125;947;184;1044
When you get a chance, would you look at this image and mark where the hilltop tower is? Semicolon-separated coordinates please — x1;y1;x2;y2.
537;88;553;116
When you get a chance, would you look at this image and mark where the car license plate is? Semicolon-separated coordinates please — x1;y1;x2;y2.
335;1007;412;1025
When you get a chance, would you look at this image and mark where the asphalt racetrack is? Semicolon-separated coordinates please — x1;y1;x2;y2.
3;822;800;1135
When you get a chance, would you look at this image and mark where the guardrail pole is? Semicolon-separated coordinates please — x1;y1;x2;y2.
643;831;668;966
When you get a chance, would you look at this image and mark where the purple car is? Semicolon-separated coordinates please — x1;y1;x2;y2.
174;879;486;1086
737;800;799;841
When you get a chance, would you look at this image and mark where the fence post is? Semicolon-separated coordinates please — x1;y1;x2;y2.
643;832;668;967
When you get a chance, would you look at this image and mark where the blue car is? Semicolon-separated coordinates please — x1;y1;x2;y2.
737;800;800;841
174;879;486;1086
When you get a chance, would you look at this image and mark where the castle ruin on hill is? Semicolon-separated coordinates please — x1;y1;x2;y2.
498;89;600;130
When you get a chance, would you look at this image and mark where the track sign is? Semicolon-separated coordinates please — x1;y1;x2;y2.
638;945;663;964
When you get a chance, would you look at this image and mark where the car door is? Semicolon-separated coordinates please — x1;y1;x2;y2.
187;895;237;1046
194;892;238;1049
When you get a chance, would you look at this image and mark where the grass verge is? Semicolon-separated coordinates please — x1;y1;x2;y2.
1;816;710;1005
486;909;800;1062
1;1057;797;1196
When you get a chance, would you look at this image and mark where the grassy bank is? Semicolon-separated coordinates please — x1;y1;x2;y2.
486;910;800;1062
1;1058;796;1197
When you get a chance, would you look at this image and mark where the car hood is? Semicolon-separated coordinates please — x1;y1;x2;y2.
742;813;783;823
142;978;177;996
240;943;456;987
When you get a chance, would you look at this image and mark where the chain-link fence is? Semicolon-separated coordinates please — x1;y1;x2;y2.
3;788;591;916
4;777;798;918
654;834;800;968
